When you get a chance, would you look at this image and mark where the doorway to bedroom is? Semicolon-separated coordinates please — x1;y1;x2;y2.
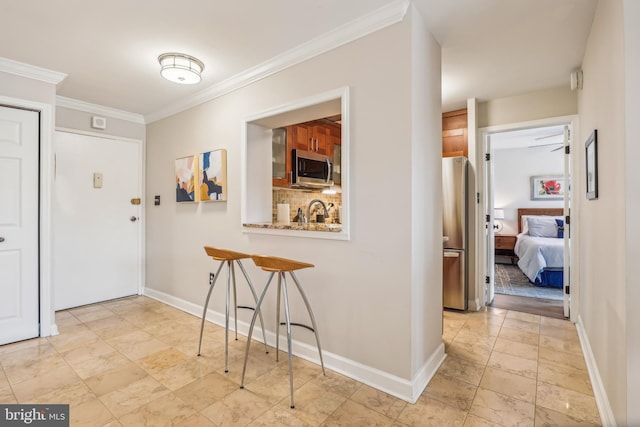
483;121;572;319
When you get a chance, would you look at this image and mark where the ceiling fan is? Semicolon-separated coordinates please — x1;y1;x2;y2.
528;142;564;152
528;132;564;151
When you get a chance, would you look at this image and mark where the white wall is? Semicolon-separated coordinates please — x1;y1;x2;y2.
577;0;628;423
494;146;564;235
145;9;443;401
56;106;146;141
0;72;56;105
409;5;445;384
624;1;640;423
478;86;577;128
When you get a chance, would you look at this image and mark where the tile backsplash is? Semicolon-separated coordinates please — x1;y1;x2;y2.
272;188;342;224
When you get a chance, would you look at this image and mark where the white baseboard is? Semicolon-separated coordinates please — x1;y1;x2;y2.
40;323;59;338
576;315;616;426
144;287;442;403
49;324;59;337
468;297;482;312
410;344;446;402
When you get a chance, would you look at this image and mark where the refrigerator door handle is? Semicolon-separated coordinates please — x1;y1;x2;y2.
444;251;460;258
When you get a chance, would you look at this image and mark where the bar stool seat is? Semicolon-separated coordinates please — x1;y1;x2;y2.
205;247;255;262
240;254;325;409
251;255;314;272
198;246;268;373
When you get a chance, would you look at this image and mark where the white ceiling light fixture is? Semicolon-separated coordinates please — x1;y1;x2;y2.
158;53;204;84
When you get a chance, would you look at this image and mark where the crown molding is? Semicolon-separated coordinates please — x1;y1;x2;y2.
145;0;410;123
56;96;145;124
0;57;67;85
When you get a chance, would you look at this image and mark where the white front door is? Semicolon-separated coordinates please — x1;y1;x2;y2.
0;106;40;345
54;131;142;310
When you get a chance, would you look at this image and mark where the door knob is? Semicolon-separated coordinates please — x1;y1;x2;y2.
0;237;4;243
130;216;138;222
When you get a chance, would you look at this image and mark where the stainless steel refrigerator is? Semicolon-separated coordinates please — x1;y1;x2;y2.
442;156;468;310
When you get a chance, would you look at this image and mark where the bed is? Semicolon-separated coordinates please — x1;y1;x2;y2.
514;208;565;288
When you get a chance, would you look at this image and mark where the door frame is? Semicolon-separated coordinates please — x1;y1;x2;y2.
0;95;56;337
484;134;496;305
476;114;579;321
55;127;146;303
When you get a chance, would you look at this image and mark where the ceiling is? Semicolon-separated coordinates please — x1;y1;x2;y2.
0;0;598;121
490;125;566;151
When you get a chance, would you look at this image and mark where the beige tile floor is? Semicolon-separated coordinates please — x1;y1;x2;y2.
0;296;601;426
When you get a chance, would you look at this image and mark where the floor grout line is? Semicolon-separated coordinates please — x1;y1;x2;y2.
0;298;602;426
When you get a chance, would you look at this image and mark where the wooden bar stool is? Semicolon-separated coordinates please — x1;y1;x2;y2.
198;246;268;373
240;254;325;409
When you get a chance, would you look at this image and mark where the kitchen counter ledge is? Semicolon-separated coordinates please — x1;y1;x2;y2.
243;222;342;232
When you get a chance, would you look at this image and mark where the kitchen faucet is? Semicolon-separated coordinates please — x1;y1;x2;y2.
306;199;329;223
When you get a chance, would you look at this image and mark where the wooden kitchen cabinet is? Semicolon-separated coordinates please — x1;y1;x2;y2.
442;109;468;158
291;124;311;151
272;124;303;188
272;127;290;188
309;125;330;155
326;123;341;156
290;121;339;156
272;119;341;188
332;137;341;185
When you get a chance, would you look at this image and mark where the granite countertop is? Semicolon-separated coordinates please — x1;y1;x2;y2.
243;222;342;232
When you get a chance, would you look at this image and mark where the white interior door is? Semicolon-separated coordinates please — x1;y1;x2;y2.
54;131;142;310
0;106;40;345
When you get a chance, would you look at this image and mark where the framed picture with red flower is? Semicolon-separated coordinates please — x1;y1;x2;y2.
530;175;565;200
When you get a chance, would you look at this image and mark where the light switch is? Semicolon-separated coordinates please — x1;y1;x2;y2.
93;173;103;188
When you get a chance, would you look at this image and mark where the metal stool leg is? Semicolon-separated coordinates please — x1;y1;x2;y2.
224;261;232;373
281;274;296;408
236;260;269;354
240;272;275;389
276;273;282;362
290;271;326;375
241;254;322;408
198;261;224;356
231;262;238;340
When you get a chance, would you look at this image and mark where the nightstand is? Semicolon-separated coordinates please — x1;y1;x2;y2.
495;235;518;265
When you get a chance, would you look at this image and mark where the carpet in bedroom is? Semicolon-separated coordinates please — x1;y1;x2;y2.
494;263;564;301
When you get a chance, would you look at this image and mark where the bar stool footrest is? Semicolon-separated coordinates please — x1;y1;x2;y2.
279;321;315;333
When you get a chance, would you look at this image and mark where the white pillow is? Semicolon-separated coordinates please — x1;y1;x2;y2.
527;216;558;238
521;215;534;234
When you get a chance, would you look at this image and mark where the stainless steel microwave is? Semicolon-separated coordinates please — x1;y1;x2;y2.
292;149;333;188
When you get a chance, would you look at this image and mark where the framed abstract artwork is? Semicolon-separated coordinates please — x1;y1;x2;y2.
175;156;196;202
198;149;227;202
530;175;564;201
